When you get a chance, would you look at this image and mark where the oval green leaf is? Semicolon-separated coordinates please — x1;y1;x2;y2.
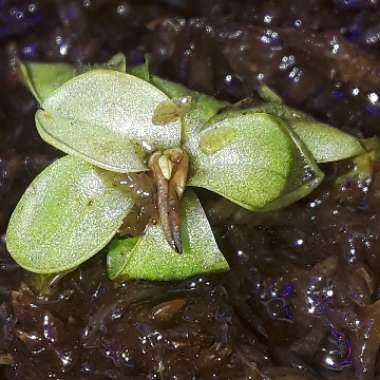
38;70;181;172
245;103;364;163
290;120;364;163
107;190;229;281
18;59;75;104
18;53;127;104
151;75;227;145
6;156;134;273
361;136;380;160
188;112;323;211
257;84;283;103
103;52;127;72
76;52;127;75
151;75;227;126
336;137;380;185
128;54;151;82
258;124;324;211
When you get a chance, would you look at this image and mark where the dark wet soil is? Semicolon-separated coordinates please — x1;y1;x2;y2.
1;1;380;379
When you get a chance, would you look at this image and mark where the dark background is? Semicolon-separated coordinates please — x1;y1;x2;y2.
1;1;380;379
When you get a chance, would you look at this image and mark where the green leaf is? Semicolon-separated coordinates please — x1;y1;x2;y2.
128;54;151;82
151;75;227;143
290;120;364;163
362;136;380;160
245;103;364;163
6;155;134;273
76;53;127;75
257;84;283;103
132;73;227;136
105;52;127;73
107;236;139;280
18;53;127;104
150;76;360;164
258;124;324;211
188;112;323;211
336;137;380;185
151;76;227;125
151;75;195;99
37;70;182;172
107;190;229;281
18;58;75;104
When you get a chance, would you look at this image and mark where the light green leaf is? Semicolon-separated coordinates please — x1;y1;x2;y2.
290;120;364;163
26;270;75;296
128;54;151;82
336;137;380;185
76;53;127;76
18;59;75;104
257;84;283;103
151;75;227;143
107;236;140;280
151;75;195;99
18;53;127;104
361;136;380;160
135;73;227;136
258;124;324;211
151;76;227;125
35;111;147;173
107;190;229;281
105;52;127;73
151;75;360;165
152;96;192;125
6;155;134;274
335;152;375;185
245;103;364;163
188;112;323;211
38;70;181;172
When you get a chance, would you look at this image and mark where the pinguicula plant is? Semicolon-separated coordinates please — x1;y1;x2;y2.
6;53;366;281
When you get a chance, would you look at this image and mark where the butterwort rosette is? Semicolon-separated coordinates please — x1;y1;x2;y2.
6;54;365;280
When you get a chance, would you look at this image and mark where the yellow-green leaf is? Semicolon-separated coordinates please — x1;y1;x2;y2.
257;84;283;103
17;53;127;104
336;137;380;185
6;156;134;273
128;54;151;82
107;190;229;281
18;59;74;104
290;120;364;163
258;124;324;211
246;103;364;163
151;75;227;145
188;112;323;211
37;70;181;172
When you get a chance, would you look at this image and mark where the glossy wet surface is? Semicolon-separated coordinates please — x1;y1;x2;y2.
1;1;380;379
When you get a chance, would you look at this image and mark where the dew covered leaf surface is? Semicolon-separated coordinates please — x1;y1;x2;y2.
6;155;134;273
108;190;229;281
17;53;127;104
245;103;364;163
37;70;181;172
188;112;322;211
